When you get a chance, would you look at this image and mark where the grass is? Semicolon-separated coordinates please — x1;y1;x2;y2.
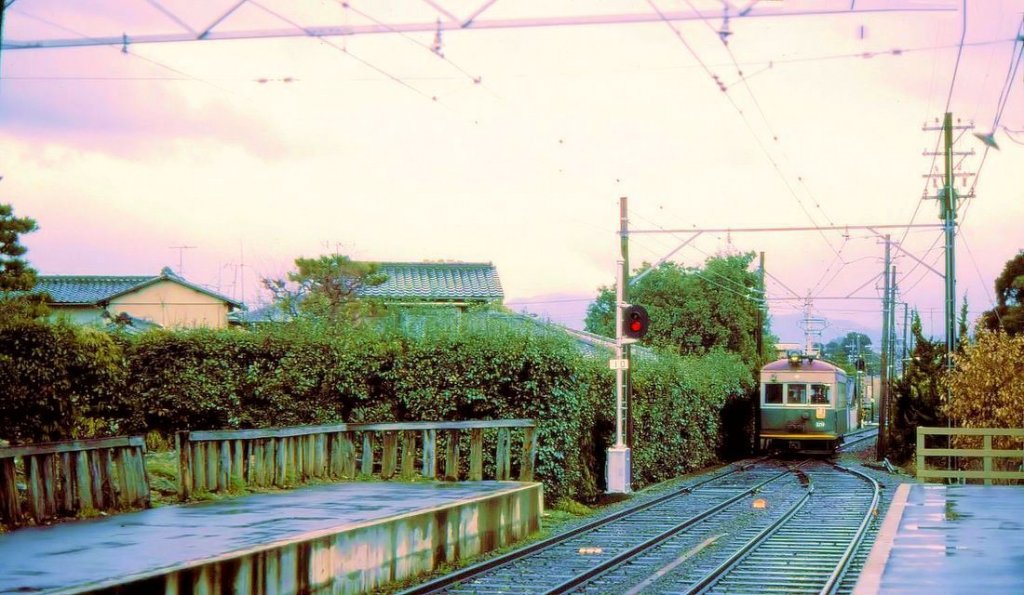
144;450;180;506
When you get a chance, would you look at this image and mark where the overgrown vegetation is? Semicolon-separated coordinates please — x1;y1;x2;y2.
0;316;752;503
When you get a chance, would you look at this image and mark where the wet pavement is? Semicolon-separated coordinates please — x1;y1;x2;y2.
856;483;1024;594
0;480;524;594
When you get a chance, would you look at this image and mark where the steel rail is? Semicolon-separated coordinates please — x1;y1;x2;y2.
838;428;879;452
684;462;879;595
398;461;759;595
685;468;814;595
540;466;802;594
820;463;881;594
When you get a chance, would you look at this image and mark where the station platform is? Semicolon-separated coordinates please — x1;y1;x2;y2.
855;482;1024;594
0;480;542;594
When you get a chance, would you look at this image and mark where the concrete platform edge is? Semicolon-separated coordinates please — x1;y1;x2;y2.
55;482;543;595
853;482;911;595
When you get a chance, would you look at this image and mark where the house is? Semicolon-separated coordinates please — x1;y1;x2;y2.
34;267;243;330
234;261;504;325
360;261;503;306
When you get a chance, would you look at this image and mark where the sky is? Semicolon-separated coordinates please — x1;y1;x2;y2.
2;0;1022;345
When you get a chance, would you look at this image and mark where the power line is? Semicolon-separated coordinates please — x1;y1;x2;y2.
3;3;958;51
942;0;968;115
11;9;233;93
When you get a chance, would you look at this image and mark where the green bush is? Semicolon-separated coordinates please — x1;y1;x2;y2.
0;320;125;443
0;317;752;502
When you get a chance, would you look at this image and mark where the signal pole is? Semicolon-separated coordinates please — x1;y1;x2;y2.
621;197;633;452
606;197;632;494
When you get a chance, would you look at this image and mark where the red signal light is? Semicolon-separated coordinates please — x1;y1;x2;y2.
622;305;649;339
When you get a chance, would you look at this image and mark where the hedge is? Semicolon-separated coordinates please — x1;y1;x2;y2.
0;318;753;502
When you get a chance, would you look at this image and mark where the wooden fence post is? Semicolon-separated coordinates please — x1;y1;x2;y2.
275;438;288;487
27;456;46;523
100;449;117;508
444;430;460;481
469;429;483;481
381;432;398;479
361;433;376;476
59;452;76;514
0;458;19;525
218;441;231;492
75;450;94;511
916;428;925;482
495;428;510;481
400;432;416;480
340;432;356;478
422;429;437;479
519;426;538;482
983;434;993;487
41;454;58;518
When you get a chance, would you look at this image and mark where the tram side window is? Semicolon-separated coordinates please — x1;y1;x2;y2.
765;384;783;404
787;384;806;404
810;384;830;404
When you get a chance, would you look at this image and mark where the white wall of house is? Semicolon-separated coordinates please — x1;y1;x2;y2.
108;281;231;329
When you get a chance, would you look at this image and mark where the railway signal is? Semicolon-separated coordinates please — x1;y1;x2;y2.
621;305;649;340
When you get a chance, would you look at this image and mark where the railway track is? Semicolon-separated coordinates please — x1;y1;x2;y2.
399;458;880;594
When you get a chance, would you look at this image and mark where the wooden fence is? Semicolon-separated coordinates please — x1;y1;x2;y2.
917;427;1024;485
176;420;538;500
0;436;151;527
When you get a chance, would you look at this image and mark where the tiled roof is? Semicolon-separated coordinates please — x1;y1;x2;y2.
358;262;503;302
34;276;153;305
34;267;242;308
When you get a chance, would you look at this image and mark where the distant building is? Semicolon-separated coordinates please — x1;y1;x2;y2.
35;267;243;331
233;261;504;325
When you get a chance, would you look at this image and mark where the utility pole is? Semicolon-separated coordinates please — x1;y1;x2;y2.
941;113;958;364
922;112;973;366
877;235;891;461
890;268;898;382
902;302;909;373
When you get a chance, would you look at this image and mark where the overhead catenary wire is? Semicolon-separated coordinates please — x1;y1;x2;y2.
10;8;235;94
336;0;490;90
248;0;438;102
645;1;843;259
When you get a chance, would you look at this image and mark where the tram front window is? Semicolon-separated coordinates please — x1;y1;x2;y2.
765;383;783;404
810;384;830;404
787;384;806;404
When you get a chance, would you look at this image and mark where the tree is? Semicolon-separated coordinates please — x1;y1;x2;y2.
888;312;947;462
584;253;769;366
821;331;875;373
0;203;48;322
944;329;1024;428
981;250;1024;336
263;254;387;322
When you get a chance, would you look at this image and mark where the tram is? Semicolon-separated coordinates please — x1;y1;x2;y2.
758;352;857;453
